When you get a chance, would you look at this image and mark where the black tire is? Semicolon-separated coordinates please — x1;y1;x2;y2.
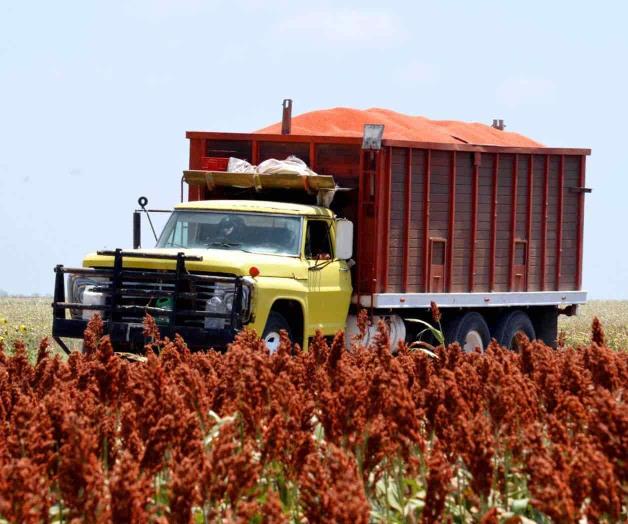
444;312;491;352
262;311;293;353
493;310;536;350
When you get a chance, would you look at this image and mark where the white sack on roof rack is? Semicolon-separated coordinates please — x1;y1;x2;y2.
227;155;319;177
228;157;256;173
257;155;318;177
217;156;336;207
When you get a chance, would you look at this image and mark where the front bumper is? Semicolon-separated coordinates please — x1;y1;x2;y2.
52;318;237;349
52;249;251;352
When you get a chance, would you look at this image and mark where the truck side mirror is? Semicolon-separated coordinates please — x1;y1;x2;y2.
335;219;353;260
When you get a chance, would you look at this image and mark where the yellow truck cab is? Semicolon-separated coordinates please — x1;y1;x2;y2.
52;197;355;352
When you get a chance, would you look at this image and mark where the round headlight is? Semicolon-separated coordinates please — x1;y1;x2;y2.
209;296;223;307
224;294;234;311
67;275;109;319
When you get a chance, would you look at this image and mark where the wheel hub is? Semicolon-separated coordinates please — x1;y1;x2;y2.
464;330;484;352
264;331;281;353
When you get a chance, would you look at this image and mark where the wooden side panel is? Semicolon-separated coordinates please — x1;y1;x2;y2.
408;151;426;292
516;156;529;239
576;156;586;290
528;156;545;290
494;154;513;291
475;154;493;291
512;155;529;290
452;153;474;292
429;151;450;240
429;151;449;232
561;156;580;290
387;149;406;291
428;151;450;291
545;156;560;289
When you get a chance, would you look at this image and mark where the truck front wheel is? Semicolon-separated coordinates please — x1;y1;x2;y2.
262;311;293;353
444;312;491;352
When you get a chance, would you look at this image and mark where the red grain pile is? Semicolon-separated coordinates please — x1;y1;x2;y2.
256;107;543;147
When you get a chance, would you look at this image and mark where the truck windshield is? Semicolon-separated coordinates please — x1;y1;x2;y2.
157;211;302;256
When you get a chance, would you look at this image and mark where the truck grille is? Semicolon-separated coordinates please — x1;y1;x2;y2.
93;270;240;329
56;250;250;332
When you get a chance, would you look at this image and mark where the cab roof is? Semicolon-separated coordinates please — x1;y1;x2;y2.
175;199;334;218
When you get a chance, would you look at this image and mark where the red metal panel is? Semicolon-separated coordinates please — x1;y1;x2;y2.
356;151;365;299
309;142;316;171
469;152;481;292
489;154;499;291
358;150;380;297
447;151;456;291
402;149;412;291
526;155;534;291
541;155;550;291
382;138;590;157
556;155;565;288
373;150;387;293
200;157;229;170
576;155;586;289
188;138;204;201
381;147;392;291
186;131;591;157
509;154;519;290
188;131;362;146
252;140;259;164
423;150;432;291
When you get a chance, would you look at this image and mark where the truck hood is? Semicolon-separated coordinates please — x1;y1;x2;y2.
82;248;308;279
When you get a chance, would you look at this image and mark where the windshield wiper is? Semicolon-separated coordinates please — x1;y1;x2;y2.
210;241;241;249
208;242;253;253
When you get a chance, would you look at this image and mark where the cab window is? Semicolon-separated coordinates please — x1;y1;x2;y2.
305;220;333;259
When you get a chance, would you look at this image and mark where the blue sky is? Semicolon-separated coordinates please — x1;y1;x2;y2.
0;0;626;298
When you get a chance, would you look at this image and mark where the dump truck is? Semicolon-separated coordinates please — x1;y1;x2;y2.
52;102;590;353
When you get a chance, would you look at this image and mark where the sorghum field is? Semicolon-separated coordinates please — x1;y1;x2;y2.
1;298;627;359
0;300;626;522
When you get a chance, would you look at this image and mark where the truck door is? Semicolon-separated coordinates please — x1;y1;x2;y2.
305;219;352;334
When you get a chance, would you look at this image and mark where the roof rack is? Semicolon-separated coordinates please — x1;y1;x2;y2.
183;170;337;206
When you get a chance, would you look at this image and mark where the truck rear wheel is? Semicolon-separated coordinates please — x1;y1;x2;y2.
494;310;535;350
444;312;490;352
262;311;293;353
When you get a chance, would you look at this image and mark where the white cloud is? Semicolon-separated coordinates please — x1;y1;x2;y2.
496;76;557;107
275;8;407;46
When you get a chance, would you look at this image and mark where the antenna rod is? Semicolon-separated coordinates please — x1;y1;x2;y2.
138;196;159;244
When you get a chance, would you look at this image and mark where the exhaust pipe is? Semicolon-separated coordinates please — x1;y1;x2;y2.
133;211;141;248
281;99;292;135
491;119;505;131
